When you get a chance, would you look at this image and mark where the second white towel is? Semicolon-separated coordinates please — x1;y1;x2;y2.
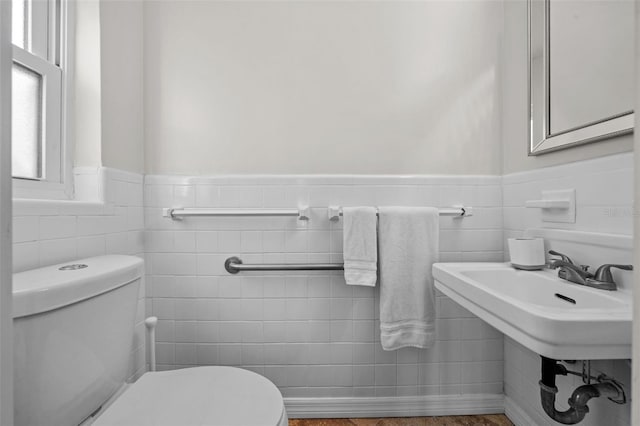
342;207;378;287
378;206;439;350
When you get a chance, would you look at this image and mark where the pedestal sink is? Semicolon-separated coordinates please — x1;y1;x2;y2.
433;262;631;360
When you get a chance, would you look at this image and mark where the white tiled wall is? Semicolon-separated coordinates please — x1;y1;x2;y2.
502;152;633;426
15;153;633;418
503;152;634;239
144;175;505;397
12;168;147;380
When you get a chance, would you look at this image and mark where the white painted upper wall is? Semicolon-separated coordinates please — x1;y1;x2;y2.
501;0;633;174
100;0;145;174
74;0;102;169
143;0;504;175
74;0;145;174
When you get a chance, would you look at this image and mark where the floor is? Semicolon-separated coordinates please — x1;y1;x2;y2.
289;414;513;426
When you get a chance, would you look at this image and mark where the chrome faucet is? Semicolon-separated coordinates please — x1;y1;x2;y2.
547;251;633;291
547;259;593;286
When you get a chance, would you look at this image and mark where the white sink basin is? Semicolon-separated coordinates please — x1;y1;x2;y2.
433;262;632;360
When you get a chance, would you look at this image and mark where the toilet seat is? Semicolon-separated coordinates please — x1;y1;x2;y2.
92;366;288;426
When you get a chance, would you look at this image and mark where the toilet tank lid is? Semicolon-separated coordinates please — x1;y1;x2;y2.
13;255;144;318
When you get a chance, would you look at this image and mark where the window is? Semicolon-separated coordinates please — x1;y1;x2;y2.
12;0;70;196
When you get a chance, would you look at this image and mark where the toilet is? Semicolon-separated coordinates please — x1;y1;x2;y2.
13;255;288;426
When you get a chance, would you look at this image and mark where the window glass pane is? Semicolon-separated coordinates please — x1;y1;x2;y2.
12;63;42;179
12;0;26;48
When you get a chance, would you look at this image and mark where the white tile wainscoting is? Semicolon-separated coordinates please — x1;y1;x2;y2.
11;153;634;421
144;174;505;413
12;167;147;381
502;152;633;426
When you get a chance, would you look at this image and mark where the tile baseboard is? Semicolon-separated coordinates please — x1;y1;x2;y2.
285;394;505;419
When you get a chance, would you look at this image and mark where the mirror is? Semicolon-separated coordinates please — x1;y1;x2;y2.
528;0;634;155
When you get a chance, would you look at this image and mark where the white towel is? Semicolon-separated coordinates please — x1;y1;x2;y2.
378;206;439;350
342;207;378;286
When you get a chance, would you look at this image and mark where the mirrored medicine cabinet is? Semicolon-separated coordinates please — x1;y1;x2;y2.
528;0;634;155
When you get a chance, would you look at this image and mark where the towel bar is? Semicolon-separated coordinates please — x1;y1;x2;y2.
164;207;310;220
164;206;472;221
225;257;344;274
327;206;472;221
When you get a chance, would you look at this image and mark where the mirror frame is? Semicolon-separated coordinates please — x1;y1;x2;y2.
528;0;634;156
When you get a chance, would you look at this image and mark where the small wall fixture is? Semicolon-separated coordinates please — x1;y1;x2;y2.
525;189;575;223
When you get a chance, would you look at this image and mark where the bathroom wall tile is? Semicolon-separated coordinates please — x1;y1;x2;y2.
218;299;243;321
196;344;218;365
329;343;353;365
285;299;308;321
13;216;39;243
219;187;263;208
196;254;226;275
352;320;375;343
196;299;219;321
262;322;286;343
39;216;77;240
284;343;309;365
286;321;309;343
152;253;196;275
374;365;397;386
76;215;114;236
218;276;243;298
459;340;503;362
175;344;197;365
374;345;397;364
218;344;242;366
173;185;195;207
106;232;130;255
418;363;440;386
155;320;175;342
39;237;77;266
353;365;375;387
242;344;264;365
76;235;107;258
195;321;218;343
145;184;174;207
173;231;196;252
397;348;420;364
174;299;198;321
438;363;462;385
156;343;175;364
307;321;331;343
330;298;353;320
241;322;263;343
397;364;418;386
194;276;218;298
131;173;507;397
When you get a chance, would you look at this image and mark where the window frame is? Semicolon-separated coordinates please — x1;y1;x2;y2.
12;0;74;200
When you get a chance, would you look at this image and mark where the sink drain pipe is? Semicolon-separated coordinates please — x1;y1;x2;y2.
539;357;626;425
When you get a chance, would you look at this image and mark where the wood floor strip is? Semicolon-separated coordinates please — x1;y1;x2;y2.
289;414;514;426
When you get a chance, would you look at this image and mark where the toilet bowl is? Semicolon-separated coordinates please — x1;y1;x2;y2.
93;367;287;426
13;255;287;426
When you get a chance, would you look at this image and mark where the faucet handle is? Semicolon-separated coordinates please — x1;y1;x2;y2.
548;250;573;265
593;264;634;283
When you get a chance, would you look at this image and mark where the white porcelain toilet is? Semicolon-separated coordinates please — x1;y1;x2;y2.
13;255;288;426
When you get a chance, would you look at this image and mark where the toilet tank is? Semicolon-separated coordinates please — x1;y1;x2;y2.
13;255;144;426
